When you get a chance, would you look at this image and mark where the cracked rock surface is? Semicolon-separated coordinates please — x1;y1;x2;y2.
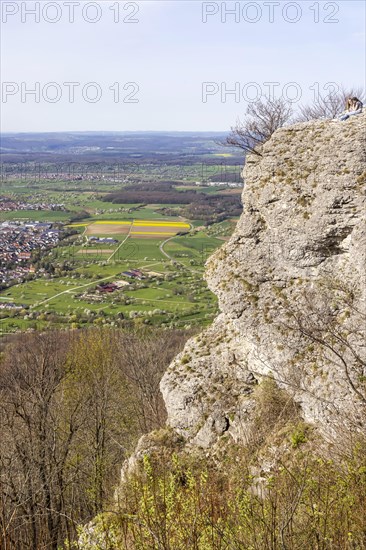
161;113;366;448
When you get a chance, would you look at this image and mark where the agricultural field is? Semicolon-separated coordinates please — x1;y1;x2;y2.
0;134;243;335
0;209;73;222
80;219;191;237
0;210;230;334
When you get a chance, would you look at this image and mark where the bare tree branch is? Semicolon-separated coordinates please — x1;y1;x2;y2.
225;96;294;156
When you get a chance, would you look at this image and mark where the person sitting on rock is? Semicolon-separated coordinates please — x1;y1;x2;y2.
336;97;363;121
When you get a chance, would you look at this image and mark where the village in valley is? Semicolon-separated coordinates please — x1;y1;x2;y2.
0;139;241;333
0;220;62;287
0;209;225;332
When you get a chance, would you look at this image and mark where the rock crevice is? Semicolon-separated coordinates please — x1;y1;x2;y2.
161;114;366;448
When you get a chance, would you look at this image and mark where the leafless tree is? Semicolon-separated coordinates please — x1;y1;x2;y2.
264;277;366;436
297;86;365;121
225;96;294;156
284;280;366;406
225;87;365;158
0;327;191;549
116;329;193;433
0;332;79;550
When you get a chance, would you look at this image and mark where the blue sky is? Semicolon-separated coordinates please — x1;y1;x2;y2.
1;0;365;132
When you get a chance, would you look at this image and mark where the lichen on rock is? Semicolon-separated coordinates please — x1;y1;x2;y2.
161;113;366;449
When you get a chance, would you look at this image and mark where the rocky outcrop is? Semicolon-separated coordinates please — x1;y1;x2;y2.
161;113;366;449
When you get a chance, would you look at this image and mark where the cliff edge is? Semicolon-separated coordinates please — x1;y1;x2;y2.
161;113;366;449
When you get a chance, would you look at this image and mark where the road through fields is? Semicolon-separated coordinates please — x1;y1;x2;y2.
107;223;133;262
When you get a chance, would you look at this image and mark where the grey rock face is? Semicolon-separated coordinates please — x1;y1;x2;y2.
161;113;366;448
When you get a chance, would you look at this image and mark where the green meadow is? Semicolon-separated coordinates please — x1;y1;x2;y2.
0;178;240;332
0;210;73;222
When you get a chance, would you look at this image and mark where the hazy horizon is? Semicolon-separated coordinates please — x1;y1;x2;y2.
1;130;230;135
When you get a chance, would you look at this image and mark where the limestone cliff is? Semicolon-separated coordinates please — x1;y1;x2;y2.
161;113;366;449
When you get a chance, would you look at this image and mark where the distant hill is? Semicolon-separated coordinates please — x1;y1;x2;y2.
0;131;243;164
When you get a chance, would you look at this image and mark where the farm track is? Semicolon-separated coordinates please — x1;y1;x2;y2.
1;218;220;326
159;235;179;262
107;223;133;262
159;223;206;276
30;260;167;309
33;275;117;308
159;219;194;263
